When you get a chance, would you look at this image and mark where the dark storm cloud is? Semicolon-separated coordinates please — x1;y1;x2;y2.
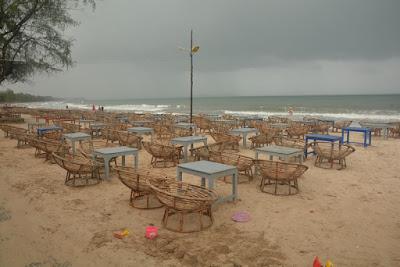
8;0;400;98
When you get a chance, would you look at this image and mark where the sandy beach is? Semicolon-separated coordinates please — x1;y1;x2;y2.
1;115;400;267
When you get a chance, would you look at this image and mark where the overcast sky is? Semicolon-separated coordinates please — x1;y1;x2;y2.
8;0;400;99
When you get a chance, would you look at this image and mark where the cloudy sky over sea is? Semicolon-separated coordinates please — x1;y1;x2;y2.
8;0;400;99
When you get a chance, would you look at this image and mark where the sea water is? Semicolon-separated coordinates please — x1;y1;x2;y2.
18;94;400;121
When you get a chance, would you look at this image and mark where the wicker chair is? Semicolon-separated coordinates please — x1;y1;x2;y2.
190;142;225;161
209;151;254;183
29;138;68;161
210;132;241;151
333;120;352;132
142;141;181;168
287;125;309;139
309;142;355;170
310;123;330;135
249;133;274;149
52;152;102;187
274;137;305;150
147;179;218;233
256;160;308;195
116;131;143;149
113;166;164;209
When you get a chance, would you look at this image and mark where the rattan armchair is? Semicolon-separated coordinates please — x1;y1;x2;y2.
274;137;305;150
147;179;218;232
255;160;308;195
333;120;352;132
190;142;225;161
210;132;241;151
52;151;102;186
249;133;275;149
142;141;182;167
117;131;143;149
287;125;309;139
309;142;355;170
113;166;164;209
209;151;254;183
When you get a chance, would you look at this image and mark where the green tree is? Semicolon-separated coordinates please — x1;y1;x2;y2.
0;0;95;85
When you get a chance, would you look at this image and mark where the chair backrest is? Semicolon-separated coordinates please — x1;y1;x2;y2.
255;160;308;179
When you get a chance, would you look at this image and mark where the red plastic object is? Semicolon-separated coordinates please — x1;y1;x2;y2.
313;256;322;267
145;225;158;239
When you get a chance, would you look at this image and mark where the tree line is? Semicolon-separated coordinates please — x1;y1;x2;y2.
0;89;58;103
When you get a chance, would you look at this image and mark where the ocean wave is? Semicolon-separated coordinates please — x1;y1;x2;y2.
223;110;400;121
100;104;169;112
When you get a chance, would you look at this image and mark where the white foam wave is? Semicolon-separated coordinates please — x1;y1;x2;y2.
102;104;169;112
224;110;400;121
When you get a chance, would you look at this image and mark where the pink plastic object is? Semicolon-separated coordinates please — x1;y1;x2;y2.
145;225;158;239
231;211;251;222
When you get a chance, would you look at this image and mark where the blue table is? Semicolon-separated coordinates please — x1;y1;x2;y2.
62;132;91;154
128;127;154;141
229;127;259;147
342;127;371;147
37;126;63;136
93;146;139;179
177;160;238;203
304;134;343;158
171;135;207;162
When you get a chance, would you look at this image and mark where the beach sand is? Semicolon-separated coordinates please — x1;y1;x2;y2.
1;116;400;266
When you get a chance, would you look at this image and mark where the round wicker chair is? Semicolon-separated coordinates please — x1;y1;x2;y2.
209;151;254;183
113;166;164;209
256;160;308;195
52;152;102;187
249;133;275;149
142;141;181;168
310;142;355;170
147;179;218;233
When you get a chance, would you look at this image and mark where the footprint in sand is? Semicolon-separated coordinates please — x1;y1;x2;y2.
0;206;12;222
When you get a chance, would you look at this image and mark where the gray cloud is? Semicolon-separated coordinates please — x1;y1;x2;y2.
6;0;400;98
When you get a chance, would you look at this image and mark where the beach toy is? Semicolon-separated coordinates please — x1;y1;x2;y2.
231;211;251;222
145;225;158;239
313;256;322;267
113;229;129;239
325;260;334;267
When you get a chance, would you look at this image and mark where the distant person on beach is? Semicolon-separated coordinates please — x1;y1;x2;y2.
92;104;95;111
66;105;68;109
101;106;104;111
288;106;294;116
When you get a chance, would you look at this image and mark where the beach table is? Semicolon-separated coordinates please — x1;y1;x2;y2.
304;134;343;158
216;119;237;125
177;160;238;203
62;132;91;154
255;145;303;163
93;146;139;179
342;127;372;147
171;135;207;162
205;114;221;121
79;119;95;128
271;123;289;129
131;120;153;127
359;122;395;139
175;123;197;134
89;123;106;137
239;116;264;127
37;126;63;136
28;122;46;133
229;127;259;147
127;127;154;141
175;115;189;123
